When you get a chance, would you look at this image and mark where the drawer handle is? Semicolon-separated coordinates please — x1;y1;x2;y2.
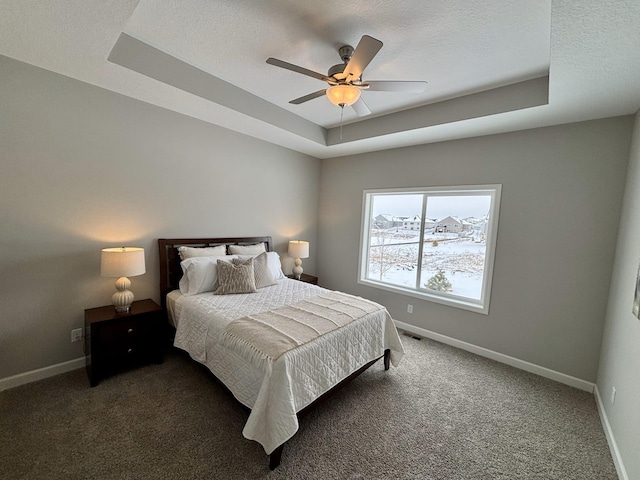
127;328;133;334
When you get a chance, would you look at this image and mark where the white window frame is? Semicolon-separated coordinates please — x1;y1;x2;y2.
358;184;502;314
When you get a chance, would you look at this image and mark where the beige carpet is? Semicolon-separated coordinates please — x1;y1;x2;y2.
0;336;617;479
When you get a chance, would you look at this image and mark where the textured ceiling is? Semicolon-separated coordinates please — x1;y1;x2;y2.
125;0;550;128
0;1;639;158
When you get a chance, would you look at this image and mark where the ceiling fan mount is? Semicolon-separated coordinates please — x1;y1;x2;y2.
337;45;354;63
266;35;427;116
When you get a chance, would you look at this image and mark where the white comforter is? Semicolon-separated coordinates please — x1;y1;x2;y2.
172;278;404;454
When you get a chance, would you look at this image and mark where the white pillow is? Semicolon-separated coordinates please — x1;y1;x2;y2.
238;251;285;280
178;245;227;259
228;243;266;255
178;255;238;295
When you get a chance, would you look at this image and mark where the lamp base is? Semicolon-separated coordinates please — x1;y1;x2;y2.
112;276;134;313
292;259;303;280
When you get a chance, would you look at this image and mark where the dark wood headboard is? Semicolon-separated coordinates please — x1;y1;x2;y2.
158;236;273;309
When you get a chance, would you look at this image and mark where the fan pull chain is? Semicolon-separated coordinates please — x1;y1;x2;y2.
339;105;345;140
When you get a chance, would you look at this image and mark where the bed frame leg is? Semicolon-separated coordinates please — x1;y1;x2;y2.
269;445;284;470
266;350;389;469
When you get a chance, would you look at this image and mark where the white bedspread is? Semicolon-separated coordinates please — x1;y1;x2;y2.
172;278;404;454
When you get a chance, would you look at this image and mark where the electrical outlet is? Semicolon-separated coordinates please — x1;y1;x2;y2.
407;304;413;314
610;386;616;405
71;328;83;343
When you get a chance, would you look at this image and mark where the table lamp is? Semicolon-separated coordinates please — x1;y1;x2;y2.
100;247;146;313
288;240;309;280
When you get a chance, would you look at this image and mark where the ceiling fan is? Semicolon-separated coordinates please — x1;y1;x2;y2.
266;35;427;117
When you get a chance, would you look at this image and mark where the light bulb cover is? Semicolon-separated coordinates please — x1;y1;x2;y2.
326;85;361;106
288;241;309;259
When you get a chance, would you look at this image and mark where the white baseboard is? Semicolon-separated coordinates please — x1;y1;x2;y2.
394;320;595;392
594;385;629;480
0;357;85;392
1;324;595;395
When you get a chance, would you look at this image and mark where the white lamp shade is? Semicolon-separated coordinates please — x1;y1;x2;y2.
326;85;361;107
100;247;146;278
288;241;309;259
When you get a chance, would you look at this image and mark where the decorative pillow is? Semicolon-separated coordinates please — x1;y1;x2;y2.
237;251;286;280
178;245;227;259
178;255;237;295
234;251;276;289
228;242;266;255
214;257;257;295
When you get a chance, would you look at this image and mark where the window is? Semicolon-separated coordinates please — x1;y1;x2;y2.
359;185;501;314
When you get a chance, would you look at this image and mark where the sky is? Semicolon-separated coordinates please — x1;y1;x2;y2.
372;193;492;219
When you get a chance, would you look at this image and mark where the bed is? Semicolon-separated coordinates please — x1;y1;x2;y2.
158;236;404;469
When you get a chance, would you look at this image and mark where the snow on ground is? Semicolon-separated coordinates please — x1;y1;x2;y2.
367;229;486;299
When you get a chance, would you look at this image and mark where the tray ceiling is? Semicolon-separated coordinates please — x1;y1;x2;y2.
0;1;639;158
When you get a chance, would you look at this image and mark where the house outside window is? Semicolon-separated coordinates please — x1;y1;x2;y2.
359;185;502;314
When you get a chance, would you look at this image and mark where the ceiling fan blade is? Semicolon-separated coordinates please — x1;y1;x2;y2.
351;97;371;117
266;58;335;84
289;89;327;105
342;35;383;83
366;81;428;93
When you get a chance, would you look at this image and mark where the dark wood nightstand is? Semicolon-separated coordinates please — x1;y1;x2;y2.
287;273;318;285
84;299;163;387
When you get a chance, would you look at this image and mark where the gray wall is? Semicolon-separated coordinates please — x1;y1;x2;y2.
0;56;320;379
597;110;640;480
318;117;633;382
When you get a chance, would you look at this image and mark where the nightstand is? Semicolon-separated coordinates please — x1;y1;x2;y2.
84;299;163;387
287;273;318;285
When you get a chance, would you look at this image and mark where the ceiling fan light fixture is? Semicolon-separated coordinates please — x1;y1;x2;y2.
326;85;361;107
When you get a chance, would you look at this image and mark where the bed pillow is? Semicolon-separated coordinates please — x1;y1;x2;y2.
234;251;277;289
178;255;237;295
228;242;266;255
214;257;257;295
178;245;227;259
237;251;286;280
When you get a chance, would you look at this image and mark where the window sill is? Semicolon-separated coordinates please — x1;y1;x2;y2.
358;278;489;315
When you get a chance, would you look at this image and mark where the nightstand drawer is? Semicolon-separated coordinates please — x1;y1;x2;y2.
101;340;154;364
98;316;154;344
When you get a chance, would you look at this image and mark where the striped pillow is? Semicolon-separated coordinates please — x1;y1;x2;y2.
214;257;257;295
235;252;276;289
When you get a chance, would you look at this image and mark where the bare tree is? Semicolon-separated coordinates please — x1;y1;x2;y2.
369;230;399;281
369;230;419;281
